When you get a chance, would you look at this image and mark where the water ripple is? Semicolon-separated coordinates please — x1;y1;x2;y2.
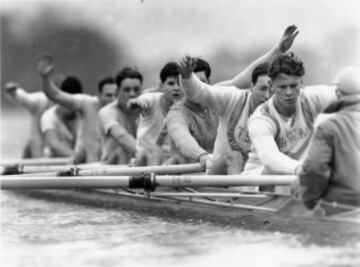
2;191;360;267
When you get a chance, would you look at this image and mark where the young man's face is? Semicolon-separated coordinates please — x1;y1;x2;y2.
251;75;272;108
272;73;302;110
117;78;142;107
194;71;209;84
161;76;184;103
99;83;116;106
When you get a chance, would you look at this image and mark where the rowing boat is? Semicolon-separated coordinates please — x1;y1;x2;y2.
2;159;360;245
7;186;360;245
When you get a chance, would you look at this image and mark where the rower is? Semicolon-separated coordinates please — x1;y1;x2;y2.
244;53;337;177
40;76;82;158
126;62;184;166
179;59;270;174
98;67;143;164
295;66;360;209
37;53;117;164
97;76;117;107
4;81;54;158
176;25;299;173
165;58;219;165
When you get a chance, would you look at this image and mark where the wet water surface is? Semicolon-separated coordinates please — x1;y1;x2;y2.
1;111;360;267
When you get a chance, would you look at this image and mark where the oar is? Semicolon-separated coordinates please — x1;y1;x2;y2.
0;163;128;175
5;163;204;177
0;174;297;190
1;157;72;166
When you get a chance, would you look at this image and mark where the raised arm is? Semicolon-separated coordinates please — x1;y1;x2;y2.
4;82;48;114
166;107;207;161
37;53;81;111
179;56;232;116
216;25;299;88
126;93;155;114
248;117;300;174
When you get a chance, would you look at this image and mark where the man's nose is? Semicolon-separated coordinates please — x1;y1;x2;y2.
285;87;293;95
129;89;137;97
265;90;270;99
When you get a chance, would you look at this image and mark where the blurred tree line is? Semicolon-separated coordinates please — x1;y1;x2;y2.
2;5;357;110
1;8;124;109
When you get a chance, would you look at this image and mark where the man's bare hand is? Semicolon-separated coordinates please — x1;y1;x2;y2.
37;53;54;77
198;153;213;173
126;98;144;114
179;55;197;79
279;25;299;53
5;82;19;94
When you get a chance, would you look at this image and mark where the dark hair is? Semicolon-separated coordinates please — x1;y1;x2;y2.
252;62;269;84
268;53;305;80
160;62;180;83
60;76;83;94
115;67;143;88
194;58;211;79
98;76;116;93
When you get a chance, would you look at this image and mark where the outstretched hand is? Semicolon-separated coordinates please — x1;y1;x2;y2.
279;25;299;53
126;98;144;113
5;82;19;94
37;53;54;77
179;55;197;79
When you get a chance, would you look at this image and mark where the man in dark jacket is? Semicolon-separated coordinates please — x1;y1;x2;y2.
296;66;360;209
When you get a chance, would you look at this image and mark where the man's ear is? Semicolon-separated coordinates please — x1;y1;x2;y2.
115;87;120;97
268;81;276;94
268;80;273;88
158;82;165;92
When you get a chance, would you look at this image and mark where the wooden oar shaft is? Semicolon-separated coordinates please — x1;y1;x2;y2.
150;192;269;198
1;163;201;176
156;175;297;186
2;164;128;175
77;163;203;176
1;174;297;190
1;176;132;189
1;157;71;166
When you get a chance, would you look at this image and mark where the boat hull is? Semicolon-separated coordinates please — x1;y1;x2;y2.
8;188;360;245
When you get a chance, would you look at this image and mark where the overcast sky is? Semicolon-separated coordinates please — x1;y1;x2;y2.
2;0;359;56
2;0;360;81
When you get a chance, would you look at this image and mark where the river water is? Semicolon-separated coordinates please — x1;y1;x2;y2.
1;110;360;267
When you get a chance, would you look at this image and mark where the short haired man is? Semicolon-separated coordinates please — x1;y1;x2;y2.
99;67;143;164
98;77;117;107
40;76;82;157
126;62;184;166
295;66;360;209
4;82;53;158
180;59;272;174
174;25;299;171
166;58;219;165
245;53;337;176
37;53;116;164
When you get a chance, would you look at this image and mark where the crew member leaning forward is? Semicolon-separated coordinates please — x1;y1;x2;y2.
244;53;337;177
